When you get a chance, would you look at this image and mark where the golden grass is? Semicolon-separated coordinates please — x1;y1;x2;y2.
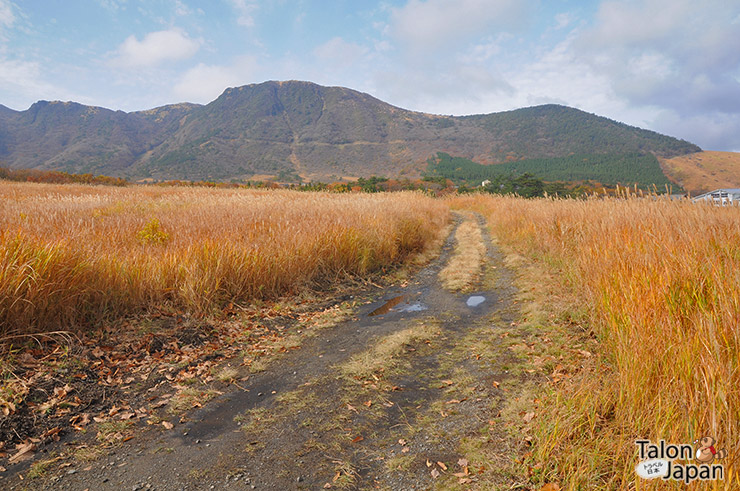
0;182;448;336
661;150;740;195
450;194;740;489
438;214;485;292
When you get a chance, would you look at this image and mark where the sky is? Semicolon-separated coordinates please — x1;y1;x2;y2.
1;0;740;151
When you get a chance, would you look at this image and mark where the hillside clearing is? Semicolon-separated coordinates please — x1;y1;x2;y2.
661;150;740;194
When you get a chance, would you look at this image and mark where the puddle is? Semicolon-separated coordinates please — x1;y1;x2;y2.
396;303;427;313
369;295;406;316
466;295;486;307
368;296;428;316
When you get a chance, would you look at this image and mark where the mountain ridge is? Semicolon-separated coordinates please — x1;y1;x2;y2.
0;80;701;182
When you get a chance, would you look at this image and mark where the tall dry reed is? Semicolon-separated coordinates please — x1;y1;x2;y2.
1;182;448;336
453;194;740;489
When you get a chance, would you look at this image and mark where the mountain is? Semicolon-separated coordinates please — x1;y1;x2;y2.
0;80;701;182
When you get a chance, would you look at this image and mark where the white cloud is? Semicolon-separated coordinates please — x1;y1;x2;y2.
173;56;257;103
460;36;505;63
577;0;740;115
0;0;14;28
173;0;193;16
373;60;514;116
227;0;258;27
389;0;532;54
314;37;368;65
554;13;572;30
0;0;15;42
653;110;740;152
0;58;71;109
96;0;126;13
111;28;200;68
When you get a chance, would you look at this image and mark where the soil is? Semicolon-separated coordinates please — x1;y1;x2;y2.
1;214;534;490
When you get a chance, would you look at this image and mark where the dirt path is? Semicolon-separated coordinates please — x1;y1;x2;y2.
7;214;530;490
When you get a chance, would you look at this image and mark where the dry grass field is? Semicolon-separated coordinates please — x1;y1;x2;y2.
0;182;448;337
452;194;740;489
661;150;740;195
6;179;740;488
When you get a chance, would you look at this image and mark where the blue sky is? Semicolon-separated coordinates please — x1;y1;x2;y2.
1;0;739;150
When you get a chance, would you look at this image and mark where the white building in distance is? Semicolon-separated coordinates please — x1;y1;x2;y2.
692;188;740;206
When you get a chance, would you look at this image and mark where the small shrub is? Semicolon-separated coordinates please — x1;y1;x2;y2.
137;218;169;245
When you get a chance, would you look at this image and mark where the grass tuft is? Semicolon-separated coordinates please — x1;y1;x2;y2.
339;322;438;380
438;215;485;292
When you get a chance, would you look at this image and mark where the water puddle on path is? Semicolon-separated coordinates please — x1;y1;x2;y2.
396;303;427;313
466;295;486;307
369;295;406;316
368;296;428;316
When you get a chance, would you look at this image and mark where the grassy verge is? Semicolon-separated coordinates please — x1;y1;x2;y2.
452;194;740;489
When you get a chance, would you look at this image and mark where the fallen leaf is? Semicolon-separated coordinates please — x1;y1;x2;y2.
458;477;472;484
351;435;364;443
151;399;169;409
1;402;16;416
431;468;440;479
540;484;561;491
346;404;357;413
363;400;372;407
118;411;136;420
70;413;90;428
437;461;447;471
41;427;62;442
523;411;535;423
9;442;36;464
441;380;454;386
402;447;410;453
162;421;174;430
458;458;469;467
426;460;432;468
398;439;407;445
53;386;69;399
323;484;332;489
492;381;500;388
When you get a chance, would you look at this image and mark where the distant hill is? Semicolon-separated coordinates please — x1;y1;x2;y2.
660;151;740;195
0;80;700;182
